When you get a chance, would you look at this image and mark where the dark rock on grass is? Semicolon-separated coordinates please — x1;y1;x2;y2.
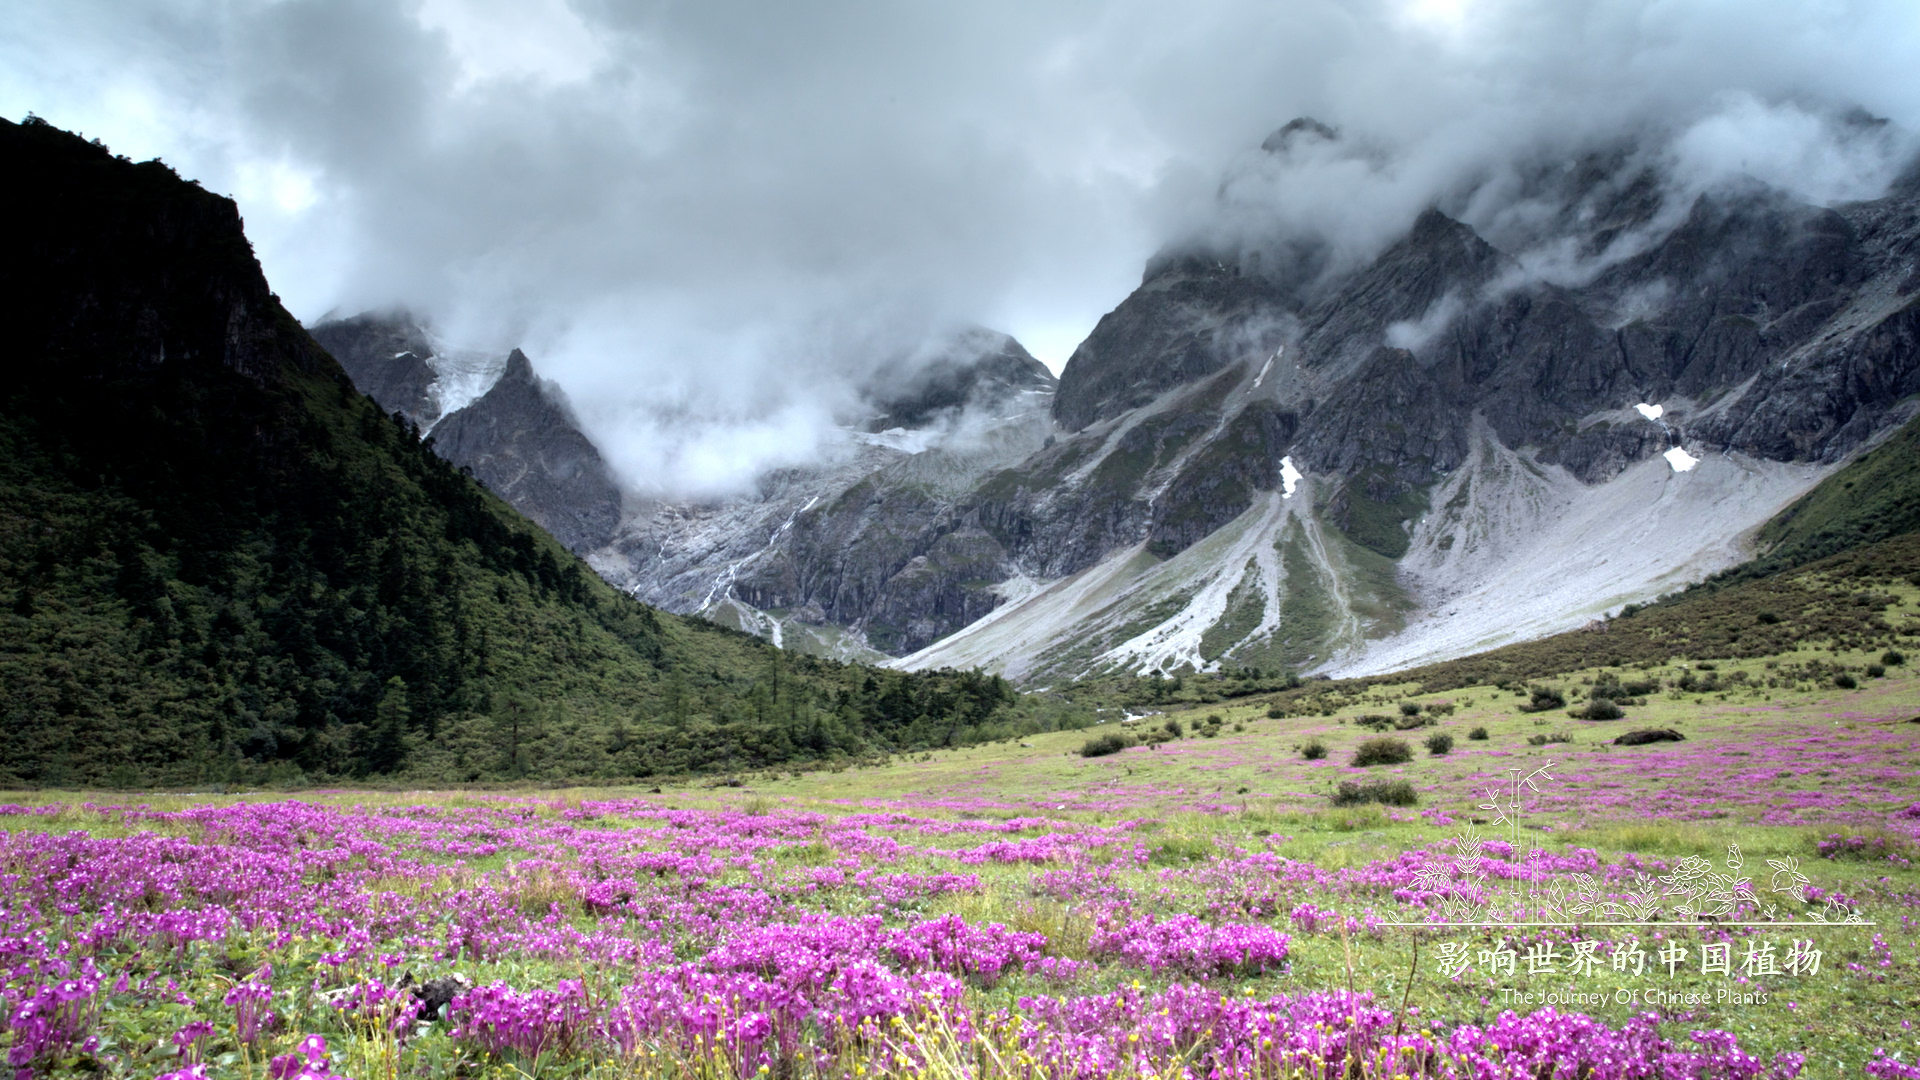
413;973;472;1022
1614;728;1686;746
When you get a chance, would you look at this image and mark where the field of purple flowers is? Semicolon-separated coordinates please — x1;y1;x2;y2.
3;792;1916;1079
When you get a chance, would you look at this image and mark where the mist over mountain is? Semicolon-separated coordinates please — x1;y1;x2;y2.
321;117;1916;683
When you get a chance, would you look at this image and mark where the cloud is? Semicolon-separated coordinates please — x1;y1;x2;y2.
4;0;1917;496
1385;292;1466;354
1169;5;1920;300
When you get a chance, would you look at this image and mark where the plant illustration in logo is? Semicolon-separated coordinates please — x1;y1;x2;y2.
1766;855;1812;900
1477;762;1557;851
1405;784;1870;926
1657;844;1753;919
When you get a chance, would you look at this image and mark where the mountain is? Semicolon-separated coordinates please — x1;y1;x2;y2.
590;326;1059;657
897;127;1919;680
309;120;1920;685
862;326;1058;431
307;311;441;427
309;314;1061;655
308;313;621;554
0;116;1071;788
650;121;1918;681
428;348;624;555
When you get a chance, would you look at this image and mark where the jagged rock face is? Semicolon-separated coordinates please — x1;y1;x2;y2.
865;329;1056;431
1050;259;1292;432
309;314;440;427
1296;208;1507;378
4;119;316;392
1034;157;1920;572
431;350;623;555
307;313;619;556
590;333;1057;657
894;138;1920;679
965;366;1275;579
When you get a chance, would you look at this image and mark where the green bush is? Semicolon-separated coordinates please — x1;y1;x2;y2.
1425;732;1454;756
1266;704;1286;719
1399;701;1423;717
1080;733;1133;757
1576;699;1624;720
1468;726;1489;740
1355;715;1394;731
1834;673;1858;689
1331;778;1418;807
1867;664;1887;678
1526;731;1572;746
1393;713;1433;730
1884;650;1906;666
1427;702;1456;717
1352;737;1413;767
1520;686;1567;712
1301;739;1328;760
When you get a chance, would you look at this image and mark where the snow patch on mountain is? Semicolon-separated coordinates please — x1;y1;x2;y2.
419;333;511;433
1664;446;1700;472
1279;456;1303;498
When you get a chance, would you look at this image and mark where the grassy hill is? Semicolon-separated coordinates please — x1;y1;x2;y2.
0;117;1087;788
1744;410;1920;575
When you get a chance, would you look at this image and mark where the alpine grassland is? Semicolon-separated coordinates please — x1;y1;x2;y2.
3;636;1917;1077
13;491;1919;1076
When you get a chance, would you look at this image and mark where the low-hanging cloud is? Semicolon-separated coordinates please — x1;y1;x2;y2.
4;0;1917;496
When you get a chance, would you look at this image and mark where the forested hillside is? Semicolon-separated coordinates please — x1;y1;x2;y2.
0;117;1077;788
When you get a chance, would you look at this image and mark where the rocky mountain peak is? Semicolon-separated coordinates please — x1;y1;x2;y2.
425;350;622;556
862;328;1056;432
1260;117;1338;155
500;348;536;383
309;311;620;556
308;310;439;426
1052;258;1290;432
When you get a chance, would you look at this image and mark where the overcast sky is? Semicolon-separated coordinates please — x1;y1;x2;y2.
5;0;1918;495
